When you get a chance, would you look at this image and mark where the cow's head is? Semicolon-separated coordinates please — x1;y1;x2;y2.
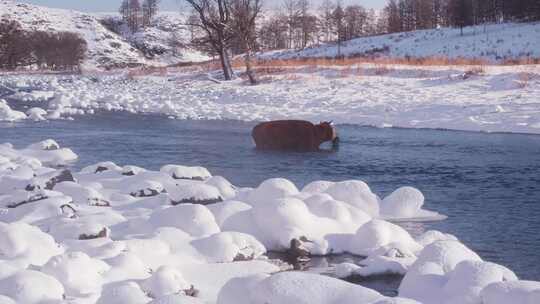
316;121;338;143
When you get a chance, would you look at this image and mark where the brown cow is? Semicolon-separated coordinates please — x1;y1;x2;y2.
252;120;339;151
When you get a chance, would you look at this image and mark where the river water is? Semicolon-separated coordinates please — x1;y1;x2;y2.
1;111;539;281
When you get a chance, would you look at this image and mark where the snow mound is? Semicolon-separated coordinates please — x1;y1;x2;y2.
206;176;237;200
140;266;191;298
168;183;223;205
0;100;27;122
97;281;151;304
398;240;485;303
441;260;518;304
161;165;212;181
41;251;110;296
324;180;380;217
0;222;63;273
54;181;110;206
481;280;540;304
348;220;421;256
380;186;444;220
207;200;252;227
0;270;64;304
247;178;300;203
218;271;383;304
149;204;220;237
26;108;47;121
191;232;266;263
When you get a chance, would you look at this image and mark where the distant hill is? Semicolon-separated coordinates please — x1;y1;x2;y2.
260;22;540;63
0;0;208;69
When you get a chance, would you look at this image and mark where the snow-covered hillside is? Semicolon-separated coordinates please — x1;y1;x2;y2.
0;1;207;69
0;0;145;69
261;22;540;62
96;12;209;65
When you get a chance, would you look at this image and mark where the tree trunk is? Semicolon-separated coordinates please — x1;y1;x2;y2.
218;48;233;80
244;51;257;85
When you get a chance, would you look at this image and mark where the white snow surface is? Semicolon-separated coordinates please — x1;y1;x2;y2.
260;22;540;62
0;139;539;303
1;62;539;133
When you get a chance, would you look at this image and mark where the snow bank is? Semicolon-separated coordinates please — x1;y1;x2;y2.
2;62;540;133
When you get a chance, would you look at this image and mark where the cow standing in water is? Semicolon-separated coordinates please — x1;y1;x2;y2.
252;120;339;151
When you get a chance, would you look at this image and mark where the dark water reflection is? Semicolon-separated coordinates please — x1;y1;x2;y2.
1;112;540;280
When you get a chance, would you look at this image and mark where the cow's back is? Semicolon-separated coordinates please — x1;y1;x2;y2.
252;120;315;151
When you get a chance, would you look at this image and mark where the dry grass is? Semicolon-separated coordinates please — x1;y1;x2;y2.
250;56;492;69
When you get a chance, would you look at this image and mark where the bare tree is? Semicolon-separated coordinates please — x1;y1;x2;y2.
385;0;402;33
231;0;262;85
318;0;335;43
282;0;302;49
258;14;288;50
142;0;160;27
332;1;345;57
184;0;234;80
343;5;367;40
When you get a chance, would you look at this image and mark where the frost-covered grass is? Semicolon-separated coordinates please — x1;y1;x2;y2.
1;139;539;304
2;62;540;134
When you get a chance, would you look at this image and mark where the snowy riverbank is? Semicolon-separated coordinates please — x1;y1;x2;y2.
0;139;539;303
1;63;540;134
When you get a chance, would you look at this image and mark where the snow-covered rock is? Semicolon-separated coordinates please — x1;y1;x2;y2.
149;204;220;237
191;232;266;263
218;271;384;304
140;266;192;298
168;183;223;205
41;251;110;296
0;222;63;274
481;280;540;304
161;165;212;180
398;240;485;304
26;107;47;121
348;220;421;256
0;100;26;122
0;270;65;304
97;281;151;304
324;180;380;217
